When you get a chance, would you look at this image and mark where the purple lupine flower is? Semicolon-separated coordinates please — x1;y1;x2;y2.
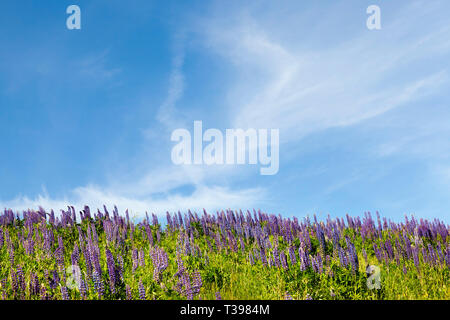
316;253;323;273
315;224;326;254
24;234;35;256
289;246;297;266
206;239;214;252
347;242;359;273
239;237;246;253
182;273;193;300
273;245;280;267
54;246;65;270
268;255;275;267
40;285;48;300
29;272;40;296
91;246;102;277
311;256;318;273
60;286;69;300
71;243;80;265
338;246;348;268
79;278;87;299
192;271;203;296
105;248;116;294
403;232;412;259
126;284;132;300
260;248;268;266
116;254;124;282
427;244;437;266
280;252;288;270
393;241;401;266
13;266;26;299
384;240;394;260
11;269;19;297
139;280;146;300
92;271;104;298
8;244;14;267
151;247;169;283
445;244;450;268
151;213;159;227
174;249;186;278
299;247;311;271
50;270;60;289
58;236;65;256
139;249;145;267
412;246;420;271
18;268;25;294
248;252;255;265
373;244;383;263
285;291;293;300
184;234;192;255
156;229;161;243
145;224;154;247
436;242;444;265
132;248;139;273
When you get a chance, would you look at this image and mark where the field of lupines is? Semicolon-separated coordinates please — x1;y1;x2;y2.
0;206;448;300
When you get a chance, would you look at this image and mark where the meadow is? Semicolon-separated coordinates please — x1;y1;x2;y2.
0;206;448;300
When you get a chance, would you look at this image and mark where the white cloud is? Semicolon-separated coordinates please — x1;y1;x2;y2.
0;183;264;218
197;2;449;144
76;49;122;82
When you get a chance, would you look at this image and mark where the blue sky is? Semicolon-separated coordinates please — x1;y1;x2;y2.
1;0;449;222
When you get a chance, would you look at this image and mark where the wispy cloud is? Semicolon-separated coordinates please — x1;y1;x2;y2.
197;1;449;144
156;37;186;131
76;49;122;83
